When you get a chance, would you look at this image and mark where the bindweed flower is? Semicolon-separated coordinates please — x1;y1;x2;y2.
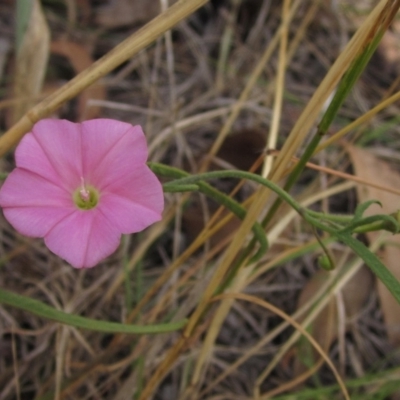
0;119;164;268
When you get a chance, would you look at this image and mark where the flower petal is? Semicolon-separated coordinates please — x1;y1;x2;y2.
0;169;71;207
80;119;148;188
45;209;121;268
99;194;161;234
98;165;164;233
25;119;84;190
0;169;75;236
14;134;62;187
3;207;75;238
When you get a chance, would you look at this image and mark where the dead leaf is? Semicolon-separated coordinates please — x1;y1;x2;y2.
50;40;106;121
212;128;266;172
183;129;266;247
293;267;373;376
183;201;241;248
12;0;50;124
347;144;400;346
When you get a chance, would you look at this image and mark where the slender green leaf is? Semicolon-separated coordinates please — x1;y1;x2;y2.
0;289;187;334
335;233;400;304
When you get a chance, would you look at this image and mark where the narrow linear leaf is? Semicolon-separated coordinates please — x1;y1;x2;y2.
0;289;187;334
336;232;400;305
348;144;400;344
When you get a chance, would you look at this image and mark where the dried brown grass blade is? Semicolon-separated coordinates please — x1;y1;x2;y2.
269;0;389;184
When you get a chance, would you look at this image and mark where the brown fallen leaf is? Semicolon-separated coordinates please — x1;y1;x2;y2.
347;144;400;346
50;40;106;121
293;267;373;377
211;128;266;172
182;129;266;248
183;201;241;248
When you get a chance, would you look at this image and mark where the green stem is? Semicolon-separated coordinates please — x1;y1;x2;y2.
0;288;187;334
161;169;305;215
307;211;399;234
163;183;200;192
151;163;268;262
306;210;353;224
339;214;398;234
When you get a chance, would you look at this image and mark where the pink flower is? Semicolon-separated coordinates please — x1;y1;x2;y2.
0;119;164;268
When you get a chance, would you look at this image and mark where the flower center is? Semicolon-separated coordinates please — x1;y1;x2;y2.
73;178;99;210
